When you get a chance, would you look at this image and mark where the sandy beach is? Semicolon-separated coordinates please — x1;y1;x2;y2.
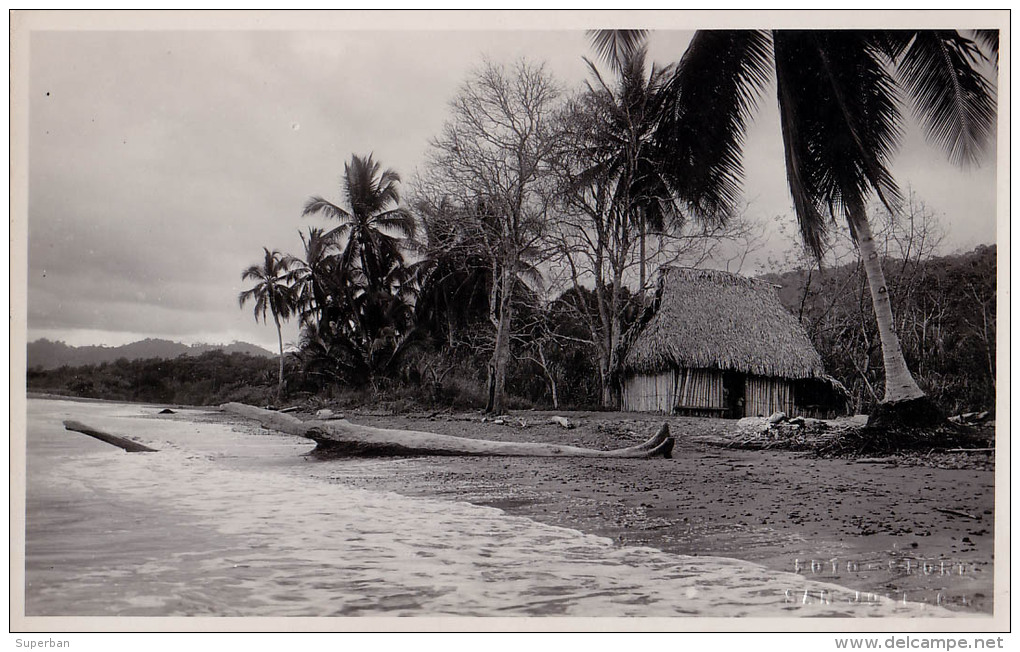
291;408;996;614
22;397;996;622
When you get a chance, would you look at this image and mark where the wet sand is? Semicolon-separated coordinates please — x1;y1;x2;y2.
308;409;995;614
26;398;973;620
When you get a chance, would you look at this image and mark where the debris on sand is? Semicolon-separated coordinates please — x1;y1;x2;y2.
728;413;865;451
315;408;345;420
949;411;992;426
726;410;993;467
550;416;574;429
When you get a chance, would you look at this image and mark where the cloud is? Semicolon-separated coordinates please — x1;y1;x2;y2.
24;26;999;350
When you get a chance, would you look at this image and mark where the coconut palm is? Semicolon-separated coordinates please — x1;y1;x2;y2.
298;154;422;390
580;45;680;293
303;154;416;294
591;29;997;423
285;227;339;331
238;247;297;401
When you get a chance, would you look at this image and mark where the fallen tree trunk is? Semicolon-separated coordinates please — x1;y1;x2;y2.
63;420;158;453
221;403;674;459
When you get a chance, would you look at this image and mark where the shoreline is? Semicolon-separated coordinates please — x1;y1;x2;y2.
25;398;960;620
284;408;995;614
26;396;996;615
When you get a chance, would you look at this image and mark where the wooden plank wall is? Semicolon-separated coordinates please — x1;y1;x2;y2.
744;376;797;417
626;369;804;417
676;369;724;408
624;368;728;413
622;371;677;413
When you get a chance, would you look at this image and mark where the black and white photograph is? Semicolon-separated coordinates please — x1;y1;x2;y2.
10;9;1008;635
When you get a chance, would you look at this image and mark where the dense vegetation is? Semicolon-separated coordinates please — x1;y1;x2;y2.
771;244;996;416
33;31;998;422
27;350;282;407
29;243;995;416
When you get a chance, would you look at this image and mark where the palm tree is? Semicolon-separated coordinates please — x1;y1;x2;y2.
303;154;416;294
238;247;297;402
285;227;339;331
302;155;421;389
580;45;679;293
591;29;997;424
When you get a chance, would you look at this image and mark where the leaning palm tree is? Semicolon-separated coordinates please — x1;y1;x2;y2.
303;154;416;294
238;247;297;402
591;29;997;425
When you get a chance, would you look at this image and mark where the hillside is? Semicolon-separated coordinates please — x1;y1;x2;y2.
27;338;274;370
762;244;996;414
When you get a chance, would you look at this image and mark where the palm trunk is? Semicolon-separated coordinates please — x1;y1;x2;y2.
605;314;623;410
490;327;511;414
603;276;625;410
597;331;613;408
312;278;328;334
639;213;647;293
593;244;614;409
273;311;285;403
852;212;925;404
491;281;515;414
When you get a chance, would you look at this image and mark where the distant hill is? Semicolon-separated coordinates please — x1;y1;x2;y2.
757;244;995;414
27;338;275;370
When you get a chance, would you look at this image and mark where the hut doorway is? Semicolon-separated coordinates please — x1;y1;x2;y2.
722;370;746;418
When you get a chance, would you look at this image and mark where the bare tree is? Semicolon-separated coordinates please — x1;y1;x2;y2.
423;59;561;414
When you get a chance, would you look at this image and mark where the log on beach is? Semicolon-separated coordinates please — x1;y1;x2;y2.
63;420;158;453
220;402;675;459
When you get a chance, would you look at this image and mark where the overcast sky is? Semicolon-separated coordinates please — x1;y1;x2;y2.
21;16;1000;352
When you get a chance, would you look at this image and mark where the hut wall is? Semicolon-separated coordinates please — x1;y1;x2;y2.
676;369;725;411
622;371;676;413
744;376;797;417
677;367;726;418
624;368;727;416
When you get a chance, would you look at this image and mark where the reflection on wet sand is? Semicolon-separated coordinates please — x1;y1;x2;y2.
25;399;961;618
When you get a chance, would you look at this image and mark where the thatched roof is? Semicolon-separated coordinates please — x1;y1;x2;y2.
625;267;825;379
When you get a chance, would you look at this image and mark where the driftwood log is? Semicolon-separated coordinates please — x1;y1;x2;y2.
549;416;574;429
63;420;158;452
221;402;674;459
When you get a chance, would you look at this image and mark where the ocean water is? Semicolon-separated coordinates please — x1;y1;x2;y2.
22;398;957;618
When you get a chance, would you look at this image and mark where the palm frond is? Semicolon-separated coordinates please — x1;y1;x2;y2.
586;29;650;73
772;31;905;255
376;169;403;208
240;264;265;282
582;56;616;98
656;29;773;221
237;286;259;309
373;207;416;238
971;29;999;67
303;196;351;222
300;226;339;259
894;30;997;165
517;259;545;290
324;222;353;243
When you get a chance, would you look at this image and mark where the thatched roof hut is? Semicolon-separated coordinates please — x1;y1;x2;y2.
622;267;848;418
